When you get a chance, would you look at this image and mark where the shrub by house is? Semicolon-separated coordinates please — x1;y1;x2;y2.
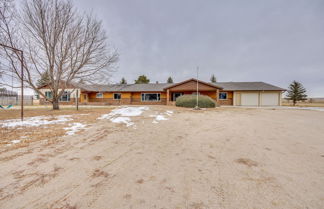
175;95;216;108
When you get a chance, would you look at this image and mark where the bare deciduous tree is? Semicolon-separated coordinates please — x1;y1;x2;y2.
0;0;118;109
0;0;15;80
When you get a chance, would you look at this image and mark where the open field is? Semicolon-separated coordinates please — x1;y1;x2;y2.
282;102;324;107
0;106;324;208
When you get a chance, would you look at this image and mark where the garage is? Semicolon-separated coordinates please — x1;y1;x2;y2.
216;81;285;106
241;93;259;106
261;92;279;106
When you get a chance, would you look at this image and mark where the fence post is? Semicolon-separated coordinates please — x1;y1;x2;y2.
76;89;79;110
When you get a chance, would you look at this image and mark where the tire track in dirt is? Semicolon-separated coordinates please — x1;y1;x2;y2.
82;116;189;208
38;110;176;208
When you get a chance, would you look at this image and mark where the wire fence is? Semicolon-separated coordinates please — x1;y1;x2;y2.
0;89;33;105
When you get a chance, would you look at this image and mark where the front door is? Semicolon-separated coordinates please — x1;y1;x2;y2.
172;92;183;101
83;94;88;103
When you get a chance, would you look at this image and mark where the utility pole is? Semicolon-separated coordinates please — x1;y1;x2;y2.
76;89;79;110
21;51;24;120
195;66;199;109
0;43;24;121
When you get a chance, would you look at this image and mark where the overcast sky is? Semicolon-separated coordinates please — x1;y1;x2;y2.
77;0;322;96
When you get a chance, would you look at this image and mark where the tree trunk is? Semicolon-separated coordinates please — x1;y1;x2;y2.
52;100;60;110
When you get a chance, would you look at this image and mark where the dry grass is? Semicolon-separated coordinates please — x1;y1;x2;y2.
0;107;112;120
282;102;324;107
0;108;112;152
10;165;63;196
57;203;78;209
92;156;103;161
235;158;259;167
91;169;109;178
136;179;144;184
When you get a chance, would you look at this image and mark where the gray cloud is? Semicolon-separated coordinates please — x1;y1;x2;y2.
75;0;324;96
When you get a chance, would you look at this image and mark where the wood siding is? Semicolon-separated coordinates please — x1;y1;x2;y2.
218;91;233;105
85;92;167;105
167;80;219;92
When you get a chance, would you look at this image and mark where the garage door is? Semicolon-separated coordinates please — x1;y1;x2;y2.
261;93;279;106
241;93;259;106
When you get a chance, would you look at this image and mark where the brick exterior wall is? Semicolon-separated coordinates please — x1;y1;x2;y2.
39;95;227;106
86;98;167;105
87;98;131;105
131;98;167;105
39;98;80;105
219;98;233;106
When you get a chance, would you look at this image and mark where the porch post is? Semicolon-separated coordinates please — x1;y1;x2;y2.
166;89;170;105
216;89;220;106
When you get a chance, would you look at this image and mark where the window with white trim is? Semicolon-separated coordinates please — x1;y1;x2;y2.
219;92;227;100
45;91;52;99
114;93;121;100
59;91;71;102
96;93;103;98
141;93;160;102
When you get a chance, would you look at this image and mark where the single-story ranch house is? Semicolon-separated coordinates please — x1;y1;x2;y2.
38;78;286;106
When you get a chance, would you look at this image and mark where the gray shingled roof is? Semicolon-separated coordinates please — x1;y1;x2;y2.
74;81;285;92
214;82;286;91
75;83;173;92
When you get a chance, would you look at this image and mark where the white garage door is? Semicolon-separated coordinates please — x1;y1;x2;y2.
261;93;279;106
241;93;259;106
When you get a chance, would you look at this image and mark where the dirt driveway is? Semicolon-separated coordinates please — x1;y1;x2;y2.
0;106;324;209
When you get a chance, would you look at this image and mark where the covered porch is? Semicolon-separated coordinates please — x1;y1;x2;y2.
164;79;223;105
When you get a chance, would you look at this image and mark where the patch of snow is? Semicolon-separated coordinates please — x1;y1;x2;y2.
98;106;149;127
150;110;173;124
0;115;73;128
64;123;86;136
151;114;169;124
155;115;168;121
5;139;22;146
110;117;134;127
11;139;21;144
98;106;149;120
165;110;173;116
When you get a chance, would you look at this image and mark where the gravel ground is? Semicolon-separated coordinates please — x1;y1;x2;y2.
0;106;323;209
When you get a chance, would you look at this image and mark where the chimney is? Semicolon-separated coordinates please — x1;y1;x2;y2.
156;81;159;84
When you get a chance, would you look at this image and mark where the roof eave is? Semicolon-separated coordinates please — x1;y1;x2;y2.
164;78;223;90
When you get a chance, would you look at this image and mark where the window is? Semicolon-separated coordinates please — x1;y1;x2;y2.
141;93;160;102
114;93;121;100
83;94;87;100
172;92;183;101
96;93;103;98
45;91;52;99
59;91;70;102
219;92;227;100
